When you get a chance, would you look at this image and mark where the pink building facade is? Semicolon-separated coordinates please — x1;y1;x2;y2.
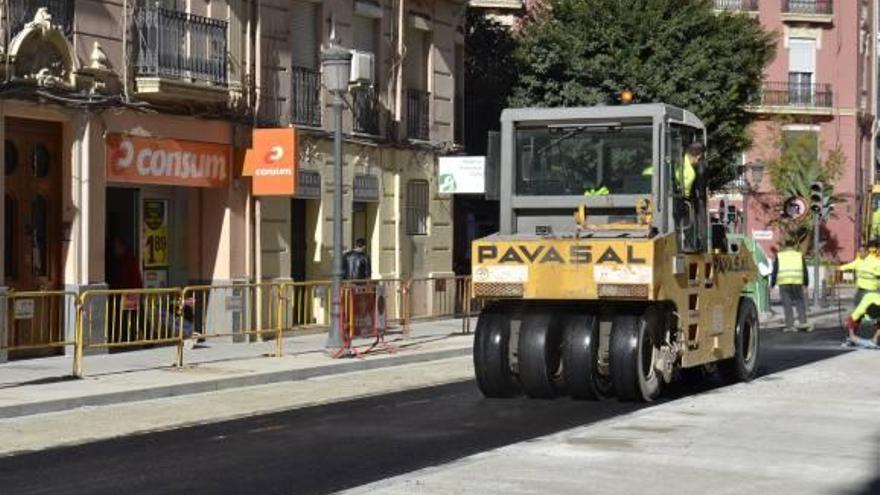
713;0;875;262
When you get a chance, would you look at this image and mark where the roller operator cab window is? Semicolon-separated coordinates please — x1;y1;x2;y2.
515;124;653;196
668;124;706;253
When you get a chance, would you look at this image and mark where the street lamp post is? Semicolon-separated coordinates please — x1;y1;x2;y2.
321;41;352;352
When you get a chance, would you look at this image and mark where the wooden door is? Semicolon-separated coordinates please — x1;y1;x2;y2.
5;118;63;355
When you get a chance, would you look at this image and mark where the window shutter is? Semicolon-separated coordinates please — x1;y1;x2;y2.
291;0;318;69
788;38;816;74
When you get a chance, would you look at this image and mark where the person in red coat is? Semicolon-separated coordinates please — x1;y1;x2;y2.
107;236;143;290
107;237;142;341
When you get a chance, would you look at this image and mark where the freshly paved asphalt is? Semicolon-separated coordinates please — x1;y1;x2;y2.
0;321;852;495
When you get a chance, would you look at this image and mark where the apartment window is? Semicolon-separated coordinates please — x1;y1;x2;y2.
291;1;320;70
353;14;379;73
406;25;431;140
406;27;429;91
788;38;816;104
406;180;429;235
290;0;322;127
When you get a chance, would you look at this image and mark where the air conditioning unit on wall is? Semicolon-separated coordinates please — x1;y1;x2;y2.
349;50;375;84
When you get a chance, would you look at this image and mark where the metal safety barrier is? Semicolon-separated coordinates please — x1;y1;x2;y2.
75;288;183;376
373;278;411;333
2;276;477;377
407;276;473;333
2;290;77;354
280;280;332;334
181;282;287;357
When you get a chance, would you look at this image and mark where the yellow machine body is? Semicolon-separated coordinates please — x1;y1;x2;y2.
472;233;757;367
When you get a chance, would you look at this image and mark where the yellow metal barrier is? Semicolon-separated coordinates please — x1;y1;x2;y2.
2;290;78;355
181;282;286;356
75;288;183;376
47;276;479;376
371;278;410;334
280;280;332;334
407;276;473;333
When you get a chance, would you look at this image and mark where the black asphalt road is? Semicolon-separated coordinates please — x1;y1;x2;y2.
0;324;852;495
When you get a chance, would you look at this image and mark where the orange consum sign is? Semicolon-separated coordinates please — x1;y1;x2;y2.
242;128;298;196
106;134;230;188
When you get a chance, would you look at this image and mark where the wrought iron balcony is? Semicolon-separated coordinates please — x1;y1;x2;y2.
352;86;380;135
7;0;74;39
135;5;228;86
782;0;832;15
755;81;833;111
714;0;759;12
407;89;430;141
291;66;322;127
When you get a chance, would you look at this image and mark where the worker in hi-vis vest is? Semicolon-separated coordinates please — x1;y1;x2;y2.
641;142;702;199
845;292;880;345
872;206;880;244
838;241;880;307
771;240;812;333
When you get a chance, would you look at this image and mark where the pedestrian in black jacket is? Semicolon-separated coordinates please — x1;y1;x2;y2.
343;238;371;280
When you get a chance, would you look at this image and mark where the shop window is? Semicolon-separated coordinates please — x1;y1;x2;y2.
5;140;17;175
33;144;50;178
31;195;47;277
5;195;14;278
406;180;429;235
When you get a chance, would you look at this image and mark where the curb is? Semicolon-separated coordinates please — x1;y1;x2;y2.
0;346;472;420
761;309;846;330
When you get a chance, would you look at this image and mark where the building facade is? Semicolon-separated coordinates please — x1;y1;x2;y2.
253;0;464;283
714;0;875;261
0;0;463;361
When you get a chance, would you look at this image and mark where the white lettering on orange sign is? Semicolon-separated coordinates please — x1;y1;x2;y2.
107;134;230;188
254;168;294;176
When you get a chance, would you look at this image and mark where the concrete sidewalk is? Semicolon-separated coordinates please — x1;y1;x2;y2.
0;318;473;419
346;348;880;495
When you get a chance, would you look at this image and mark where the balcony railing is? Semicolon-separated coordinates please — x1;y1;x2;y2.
758;81;832;108
714;0;759;12
782;0;832;15
135;5;228;86
407;89;430;141
352;86;380;135
291;66;322;127
7;0;74;39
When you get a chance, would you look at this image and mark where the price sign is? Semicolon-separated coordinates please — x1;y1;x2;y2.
142;199;169;268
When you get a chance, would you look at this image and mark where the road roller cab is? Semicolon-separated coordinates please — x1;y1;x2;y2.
471;104;760;402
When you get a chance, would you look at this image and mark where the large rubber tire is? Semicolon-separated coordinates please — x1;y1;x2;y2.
719;298;760;384
518;311;564;399
563;314;612;400
473;306;518;398
610;313;661;402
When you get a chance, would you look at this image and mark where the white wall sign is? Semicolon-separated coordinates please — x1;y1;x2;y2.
752;230;774;241
439;156;485;194
13;299;35;320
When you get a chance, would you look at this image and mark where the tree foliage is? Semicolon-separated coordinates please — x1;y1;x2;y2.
509;0;776;190
464;11;517;154
762;124;845;256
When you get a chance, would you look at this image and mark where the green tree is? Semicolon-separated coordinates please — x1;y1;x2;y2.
510;0;776;189
761;125;845;256
464;11;517;154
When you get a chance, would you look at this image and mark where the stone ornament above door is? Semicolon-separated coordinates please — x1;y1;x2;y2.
7;8;79;89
